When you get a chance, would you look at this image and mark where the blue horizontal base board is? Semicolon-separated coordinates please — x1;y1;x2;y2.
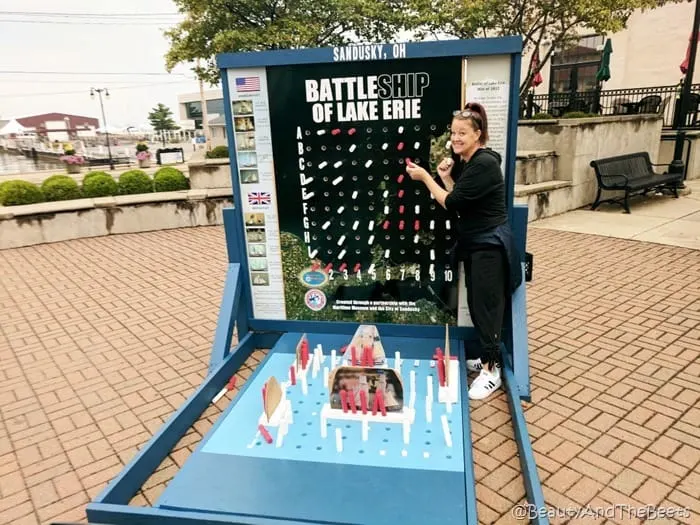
157;332;473;525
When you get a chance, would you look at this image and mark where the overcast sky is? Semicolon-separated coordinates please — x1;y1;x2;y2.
0;0;202;128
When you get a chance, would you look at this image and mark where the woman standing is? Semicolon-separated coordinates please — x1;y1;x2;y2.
405;102;522;400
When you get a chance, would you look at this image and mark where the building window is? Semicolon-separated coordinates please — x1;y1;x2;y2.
184;98;225;120
550;34;604;94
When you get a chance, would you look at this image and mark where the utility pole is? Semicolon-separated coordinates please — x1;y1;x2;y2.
197;58;211;152
90;87;115;170
670;0;700;186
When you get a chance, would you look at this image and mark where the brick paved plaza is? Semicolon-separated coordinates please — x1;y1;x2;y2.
0;225;698;525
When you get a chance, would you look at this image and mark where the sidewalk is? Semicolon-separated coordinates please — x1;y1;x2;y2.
0;190;698;524
531;180;700;250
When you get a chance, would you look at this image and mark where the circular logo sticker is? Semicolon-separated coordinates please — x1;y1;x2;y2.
300;269;327;287
304;289;327;311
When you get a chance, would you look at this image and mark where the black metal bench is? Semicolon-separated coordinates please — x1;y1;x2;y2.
589;152;683;213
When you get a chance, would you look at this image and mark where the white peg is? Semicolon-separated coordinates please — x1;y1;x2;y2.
321;417;327;438
302;373;308;395
441;415;452;447
352;220;359;230
415;205;420;214
368;220;374;230
336;428;343;452
322;221;331;230
309;249;318;258
337;235;346;246
332;176;343;185
384;249;390;259
398;126;404;134
319;161;328;169
349;144;357;152
334;161;343;169
383;190;389;199
446;220;451;230
352;190;359;199
338;249;346;259
382;143;388;150
430;220;435;230
365;160;373;168
430;249;435;261
414;141;420;149
403;420;410;444
426;402;432;423
317;129;326;135
337;206;345;214
362;419;369;441
323;366;329;387
394;351;401;369
384;205;389;214
368;235;375;245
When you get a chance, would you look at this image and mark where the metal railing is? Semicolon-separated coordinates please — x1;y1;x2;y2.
521;84;700;129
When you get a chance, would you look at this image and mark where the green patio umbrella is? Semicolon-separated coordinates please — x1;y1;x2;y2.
596;38;613;82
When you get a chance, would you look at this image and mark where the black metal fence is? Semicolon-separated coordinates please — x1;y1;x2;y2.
521;84;700;129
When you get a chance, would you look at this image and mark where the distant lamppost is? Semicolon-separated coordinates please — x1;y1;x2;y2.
670;0;700;186
90;87;115;170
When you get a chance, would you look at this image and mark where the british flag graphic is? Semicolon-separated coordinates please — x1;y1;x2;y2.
247;191;271;206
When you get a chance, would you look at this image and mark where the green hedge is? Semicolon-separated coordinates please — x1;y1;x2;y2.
0;180;45;206
118;170;153;195
82;173;118;198
41;175;82;202
205;145;229;159
153;167;189;192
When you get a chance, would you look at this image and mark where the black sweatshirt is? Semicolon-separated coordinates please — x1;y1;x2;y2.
443;148;507;240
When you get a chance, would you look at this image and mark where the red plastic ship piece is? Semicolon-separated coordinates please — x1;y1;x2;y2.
397;142;404;151
360;390;368;414
405;157;412;165
397;174;405;183
398;189;404;198
226;376;237;391
399;220;405;231
353;262;361;273
383;220;390;230
311;261;320;271
258;424;273;444
399;205;405;214
331;128;341;135
340;390;349;412
414;220;420;231
324;262;333;273
348;128;357;135
340;345;348;355
339;262;347;272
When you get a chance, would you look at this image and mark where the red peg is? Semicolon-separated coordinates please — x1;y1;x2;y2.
398;189;404;198
340;345;348;355
399;220;405;231
405;157;412;165
226;376;237;391
383;220;390;230
360;390;368;414
353;262;361;273
351;345;357;365
349;392;357;413
371;390;379;415
332;128;341;135
290;365;296;385
433;347;444;360
377;388;387;416
258;424;273;444
312;261;320;270
348;128;357;135
399;205;405;214
397;142;404;151
340;390;349;413
339;262;347;272
414;220;420;231
397;174;404;183
324;262;333;273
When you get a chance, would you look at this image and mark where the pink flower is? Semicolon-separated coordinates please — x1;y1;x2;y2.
136;150;152;161
60;154;86;165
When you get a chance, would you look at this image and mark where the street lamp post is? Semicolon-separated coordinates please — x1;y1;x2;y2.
90;87;115;170
670;0;700;185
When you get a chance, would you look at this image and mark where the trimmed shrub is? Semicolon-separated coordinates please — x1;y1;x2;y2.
82;173;118;198
41;175;82;202
561;111;594;119
205;145;229;159
531;112;554;119
82;171;109;184
0;180;44;206
118;170;153;195
154;167;189;192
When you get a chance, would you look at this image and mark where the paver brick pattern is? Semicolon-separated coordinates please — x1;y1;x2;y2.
0;226;698;525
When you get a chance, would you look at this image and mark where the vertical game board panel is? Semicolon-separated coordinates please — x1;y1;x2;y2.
266;58;464;325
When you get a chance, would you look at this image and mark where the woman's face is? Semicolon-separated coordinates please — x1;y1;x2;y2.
450;117;481;155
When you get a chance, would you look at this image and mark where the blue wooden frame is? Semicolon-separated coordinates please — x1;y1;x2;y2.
85;36;548;525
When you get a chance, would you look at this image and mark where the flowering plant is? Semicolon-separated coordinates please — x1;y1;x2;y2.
60;154;86;165
136;150;152;161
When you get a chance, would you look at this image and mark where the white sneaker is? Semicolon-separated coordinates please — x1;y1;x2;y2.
467;358;501;373
468;368;502;400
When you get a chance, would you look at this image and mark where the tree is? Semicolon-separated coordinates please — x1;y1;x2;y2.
148;103;179;131
164;0;408;84
404;0;687;97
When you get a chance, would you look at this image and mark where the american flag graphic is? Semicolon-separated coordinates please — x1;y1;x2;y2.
236;76;260;92
248;191;271;206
